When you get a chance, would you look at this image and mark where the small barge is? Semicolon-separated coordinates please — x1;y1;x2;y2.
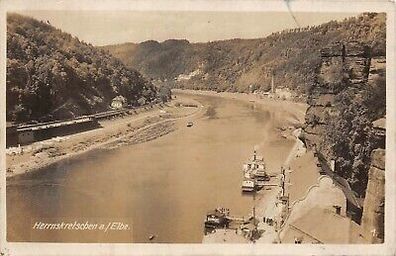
204;208;230;234
241;179;255;192
203;207;261;241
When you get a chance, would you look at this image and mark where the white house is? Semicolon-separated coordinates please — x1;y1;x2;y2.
111;95;127;109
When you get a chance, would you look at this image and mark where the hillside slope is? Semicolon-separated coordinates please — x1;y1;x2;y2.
102;13;385;95
7;14;157;122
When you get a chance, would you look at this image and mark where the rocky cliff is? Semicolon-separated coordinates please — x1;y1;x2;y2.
361;148;385;243
303;41;385;196
304;42;372;154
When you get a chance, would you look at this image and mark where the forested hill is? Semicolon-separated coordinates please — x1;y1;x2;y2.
102;13;385;95
7;14;158;122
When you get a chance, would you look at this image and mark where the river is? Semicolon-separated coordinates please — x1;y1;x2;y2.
6;93;298;243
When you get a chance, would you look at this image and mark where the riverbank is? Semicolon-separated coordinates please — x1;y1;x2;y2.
7;88;317;243
195;86;320;243
6;95;205;179
7;90;307;180
202;129;307;243
202;120;310;243
7;88;321;243
174;89;308;124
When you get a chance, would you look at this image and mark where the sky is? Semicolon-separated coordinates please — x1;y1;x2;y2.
16;11;359;46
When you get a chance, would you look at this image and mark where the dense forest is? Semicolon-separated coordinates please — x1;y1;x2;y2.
323;61;385;196
7;13;158;122
102;13;385;96
327;90;385;196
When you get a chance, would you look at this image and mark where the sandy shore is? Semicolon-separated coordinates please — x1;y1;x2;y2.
6;95;205;179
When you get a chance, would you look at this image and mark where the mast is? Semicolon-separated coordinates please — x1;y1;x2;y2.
271;72;275;94
281;166;285;197
253;190;257;230
253;192;255;219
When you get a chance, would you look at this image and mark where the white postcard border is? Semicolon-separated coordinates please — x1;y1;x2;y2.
0;0;395;255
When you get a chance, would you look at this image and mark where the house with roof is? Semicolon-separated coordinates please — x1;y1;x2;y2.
282;207;367;244
279;176;369;244
111;95;127;109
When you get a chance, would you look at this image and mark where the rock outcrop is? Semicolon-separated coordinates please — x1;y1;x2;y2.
304;41;385;161
304;42;371;158
361;149;385;243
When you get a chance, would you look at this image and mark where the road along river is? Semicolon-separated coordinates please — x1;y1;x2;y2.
6;91;304;243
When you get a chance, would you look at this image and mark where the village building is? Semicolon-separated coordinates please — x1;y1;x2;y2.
314;150;363;223
280;176;368;244
282;206;367;244
111;95;127;109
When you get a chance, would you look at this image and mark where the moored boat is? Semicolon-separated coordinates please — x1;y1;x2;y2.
241;179;255;192
204;208;230;234
242;149;270;192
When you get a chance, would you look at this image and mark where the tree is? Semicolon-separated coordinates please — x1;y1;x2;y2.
6;13;158;122
158;85;171;103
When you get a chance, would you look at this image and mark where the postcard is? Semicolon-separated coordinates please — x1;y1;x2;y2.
1;0;395;255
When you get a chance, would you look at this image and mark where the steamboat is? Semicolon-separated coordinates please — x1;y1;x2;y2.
241;149;270;193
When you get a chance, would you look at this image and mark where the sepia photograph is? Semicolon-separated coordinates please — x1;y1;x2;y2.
0;0;395;255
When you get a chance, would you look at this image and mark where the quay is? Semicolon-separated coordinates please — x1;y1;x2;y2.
6;103;165;148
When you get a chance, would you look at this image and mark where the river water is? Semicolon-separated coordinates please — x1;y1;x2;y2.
7;93;296;243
